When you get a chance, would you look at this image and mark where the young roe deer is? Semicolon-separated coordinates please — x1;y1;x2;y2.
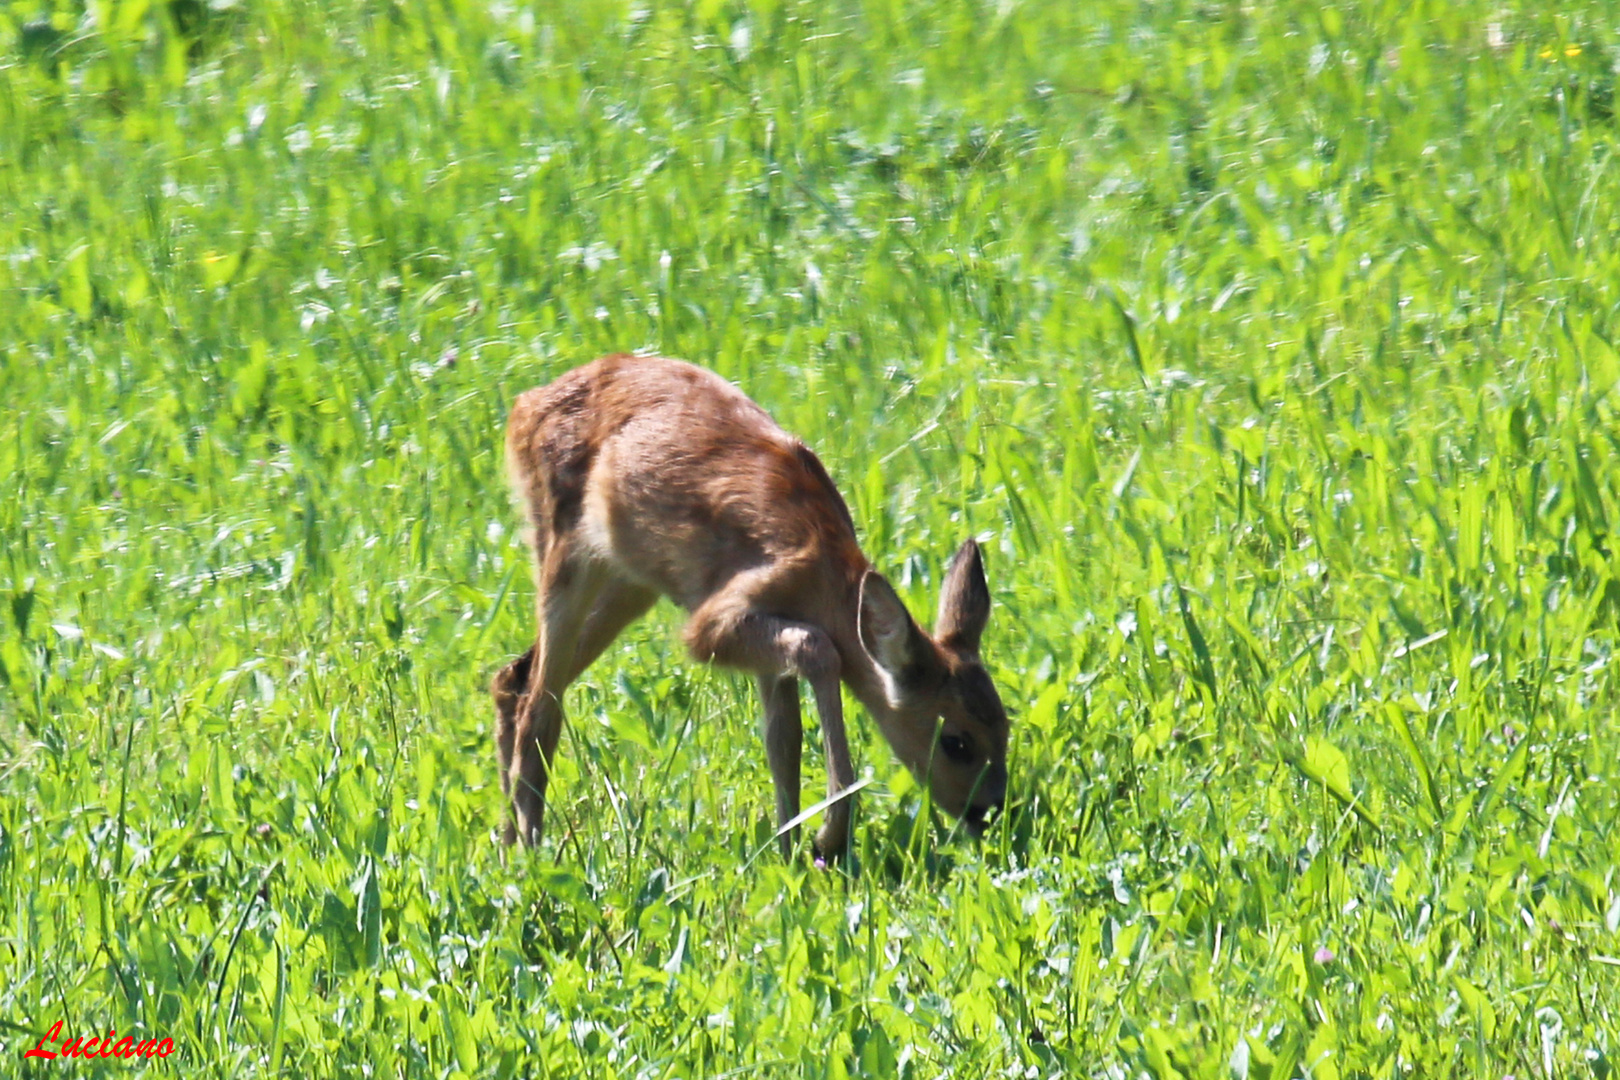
491;354;1010;858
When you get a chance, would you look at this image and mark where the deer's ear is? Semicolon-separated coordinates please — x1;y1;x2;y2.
935;539;990;655
859;572;933;686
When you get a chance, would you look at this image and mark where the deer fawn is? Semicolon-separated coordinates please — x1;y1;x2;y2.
491;355;1009;858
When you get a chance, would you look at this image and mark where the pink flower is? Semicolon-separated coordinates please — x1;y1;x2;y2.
1314;947;1335;964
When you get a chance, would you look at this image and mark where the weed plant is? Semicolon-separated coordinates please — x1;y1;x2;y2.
1;0;1617;1075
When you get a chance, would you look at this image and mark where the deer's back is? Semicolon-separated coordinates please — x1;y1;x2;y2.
507;355;866;610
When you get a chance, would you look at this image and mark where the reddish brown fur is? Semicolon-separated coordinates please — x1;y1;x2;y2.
494;355;1009;857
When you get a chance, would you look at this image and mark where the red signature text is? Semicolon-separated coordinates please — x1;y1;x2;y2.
24;1020;175;1062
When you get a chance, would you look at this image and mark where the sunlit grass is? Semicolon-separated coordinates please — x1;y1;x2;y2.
2;0;1618;1076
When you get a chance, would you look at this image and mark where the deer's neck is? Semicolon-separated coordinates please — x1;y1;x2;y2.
837;638;893;716
826;575;896;720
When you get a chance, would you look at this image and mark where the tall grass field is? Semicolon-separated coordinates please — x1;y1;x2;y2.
3;0;1619;1075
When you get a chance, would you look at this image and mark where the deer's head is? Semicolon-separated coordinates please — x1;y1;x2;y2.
858;540;1010;835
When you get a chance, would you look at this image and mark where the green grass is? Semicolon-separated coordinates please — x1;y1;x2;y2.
3;0;1619;1075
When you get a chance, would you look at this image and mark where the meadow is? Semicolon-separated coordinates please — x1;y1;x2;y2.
3;0;1619;1075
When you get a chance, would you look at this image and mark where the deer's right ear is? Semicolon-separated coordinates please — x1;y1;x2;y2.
858;571;931;689
935;539;990;655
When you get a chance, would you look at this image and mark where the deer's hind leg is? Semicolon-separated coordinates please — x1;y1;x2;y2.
506;548;656;848
493;645;536;844
507;543;604;848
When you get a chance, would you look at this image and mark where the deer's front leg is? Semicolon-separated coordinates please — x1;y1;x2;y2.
805;671;856;860
687;591;855;860
758;674;802;858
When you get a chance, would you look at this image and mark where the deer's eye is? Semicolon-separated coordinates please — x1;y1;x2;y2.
939;734;975;764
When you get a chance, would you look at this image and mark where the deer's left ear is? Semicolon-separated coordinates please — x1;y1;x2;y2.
936;539;990;654
859;571;926;677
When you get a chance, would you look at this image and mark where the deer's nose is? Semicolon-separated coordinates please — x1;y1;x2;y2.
962;799;1002;836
